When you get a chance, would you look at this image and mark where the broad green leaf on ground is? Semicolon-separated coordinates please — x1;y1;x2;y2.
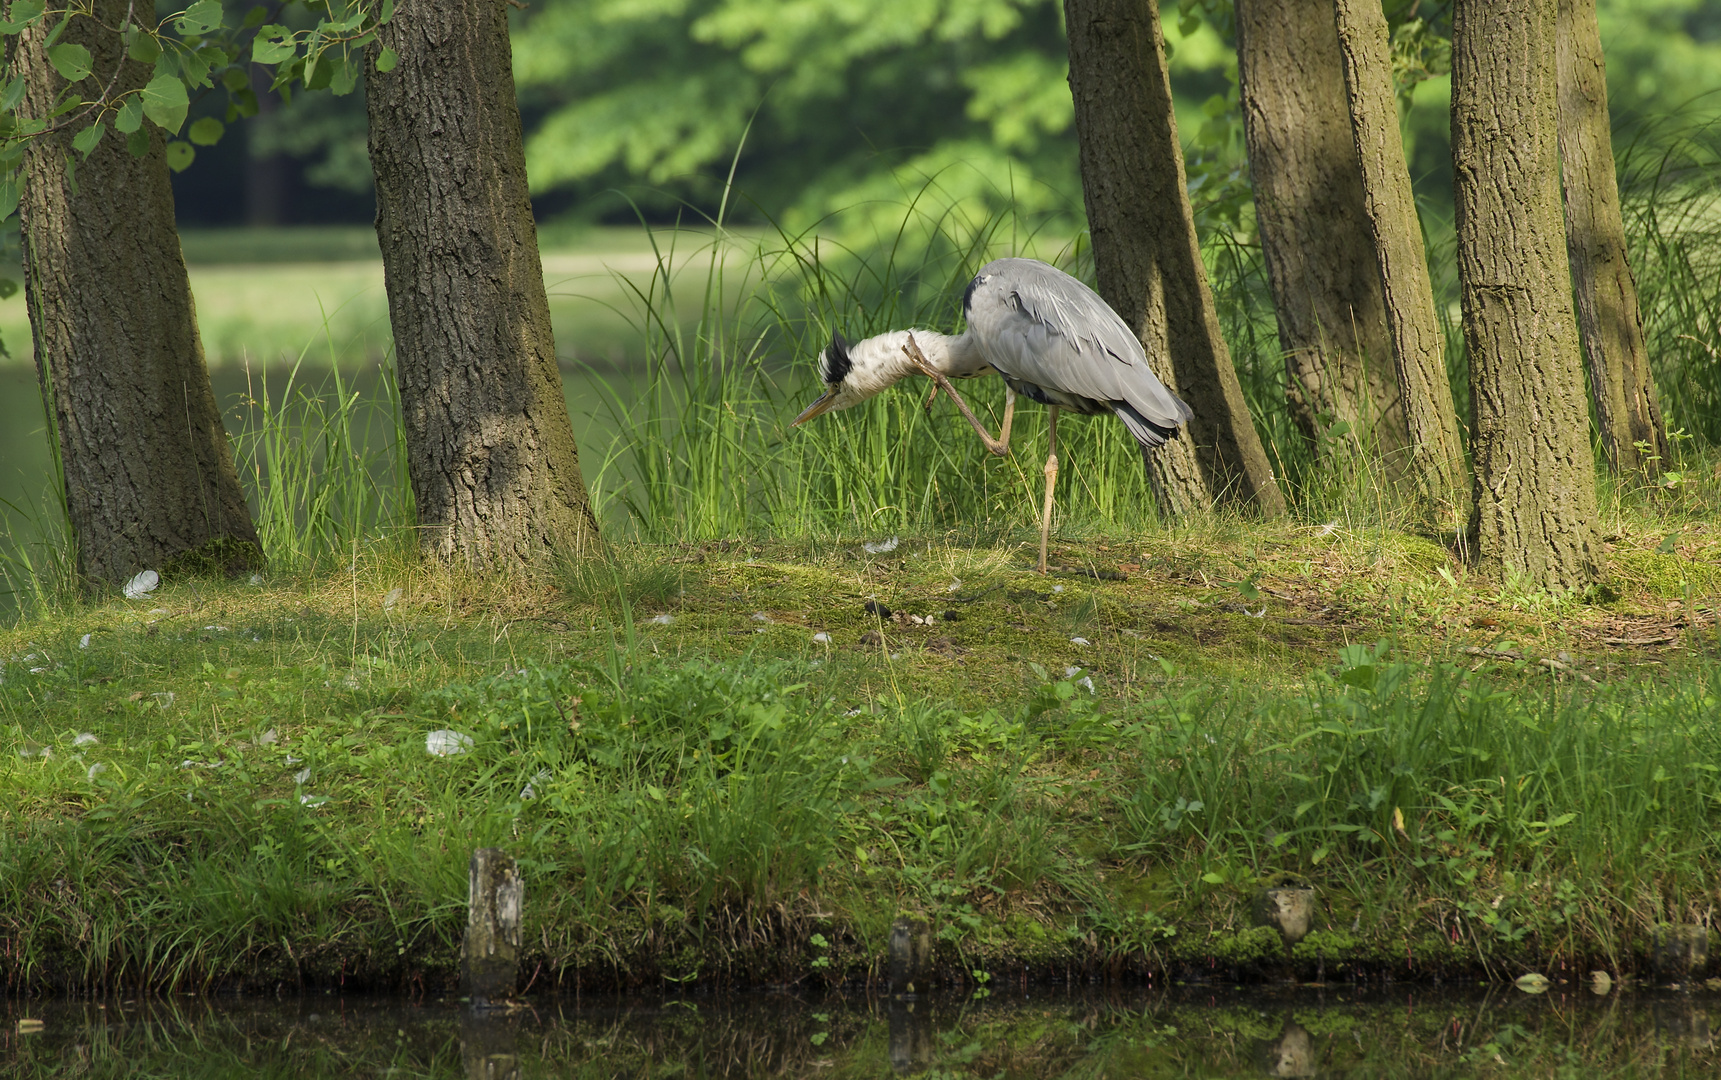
47;42;91;82
141;73;189;134
164;140;194;171
188;116;224;146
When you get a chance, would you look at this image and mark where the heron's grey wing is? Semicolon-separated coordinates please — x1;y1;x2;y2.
964;258;1193;434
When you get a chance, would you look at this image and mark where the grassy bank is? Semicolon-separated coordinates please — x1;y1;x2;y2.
3;510;1718;995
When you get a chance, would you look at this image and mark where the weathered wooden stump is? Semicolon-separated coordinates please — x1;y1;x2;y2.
1254;1020;1316;1077
460;1011;521;1080
887;998;933;1073
887;915;933;994
461;848;523;1006
1253;883;1316;946
1653;924;1709;980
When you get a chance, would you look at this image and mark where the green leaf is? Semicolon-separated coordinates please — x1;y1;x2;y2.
127;30;160;63
187;116;223;146
221;66;249;92
141;73;188;134
329;55;356;95
180;49;210;88
0;0;43;34
1199;872;1224;885
252;25;297;65
230;86;258;118
164;140;194;172
0;277;16;300
379;0;393;24
71;119;103;157
243;5;267;29
0;176;17;221
0;75;24;112
175;0;224;35
125;127;149;158
115;96;143;133
305;53;334;91
1657;532;1680;554
47;42;91;82
374;46;398;73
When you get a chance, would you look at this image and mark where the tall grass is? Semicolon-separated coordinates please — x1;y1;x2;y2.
228;346;414;573
1619;114;1721;448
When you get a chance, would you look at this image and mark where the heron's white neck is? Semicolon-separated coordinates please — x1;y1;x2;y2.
843;329;984;398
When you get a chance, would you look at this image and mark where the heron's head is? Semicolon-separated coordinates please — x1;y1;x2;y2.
792;332;871;425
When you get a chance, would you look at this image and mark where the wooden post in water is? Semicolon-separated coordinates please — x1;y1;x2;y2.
461;848;523;1006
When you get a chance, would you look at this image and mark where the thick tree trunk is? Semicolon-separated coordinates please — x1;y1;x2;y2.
15;0;261;586
1452;0;1603;588
1556;0;1667;478
367;0;599;568
1235;0;1405;460
1064;0;1285;518
1332;0;1470;535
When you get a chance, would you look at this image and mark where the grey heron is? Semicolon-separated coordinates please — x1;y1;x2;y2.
792;257;1193;574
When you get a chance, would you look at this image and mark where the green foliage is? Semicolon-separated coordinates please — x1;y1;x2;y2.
512;0;1078;232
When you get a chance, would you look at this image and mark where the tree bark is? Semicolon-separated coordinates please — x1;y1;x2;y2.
367;0;599;568
1556;0;1667;478
14;0;261;586
1064;0;1285;518
1452;0;1603;588
1235;0;1405;460
1333;0;1470;535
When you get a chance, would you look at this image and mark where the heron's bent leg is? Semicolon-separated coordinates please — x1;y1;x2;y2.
1039;406;1059;575
999;386;1016;449
901;334;1010;455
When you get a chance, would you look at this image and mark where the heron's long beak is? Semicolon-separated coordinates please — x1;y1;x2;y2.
792;388;840;427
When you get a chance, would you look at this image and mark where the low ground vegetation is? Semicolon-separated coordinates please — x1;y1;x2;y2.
3;486;1718;993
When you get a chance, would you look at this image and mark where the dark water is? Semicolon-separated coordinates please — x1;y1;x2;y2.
5;987;1719;1078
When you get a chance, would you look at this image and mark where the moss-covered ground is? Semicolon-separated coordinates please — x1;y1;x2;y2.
3;509;1719;995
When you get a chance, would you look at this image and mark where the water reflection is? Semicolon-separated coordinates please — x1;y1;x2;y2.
7;986;1721;1078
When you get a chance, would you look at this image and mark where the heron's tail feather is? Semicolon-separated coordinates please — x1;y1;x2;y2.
1112;399;1181;451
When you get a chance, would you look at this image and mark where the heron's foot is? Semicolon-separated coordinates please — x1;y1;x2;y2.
901;334;943;382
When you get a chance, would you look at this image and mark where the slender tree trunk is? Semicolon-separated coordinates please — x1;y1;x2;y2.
14;0;261;586
1235;0;1405;460
1557;0;1667;478
1452;0;1603;588
1064;0;1285;518
367;0;599;568
1333;0;1470;536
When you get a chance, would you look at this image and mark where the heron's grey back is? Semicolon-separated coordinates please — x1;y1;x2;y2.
963;258;1193;445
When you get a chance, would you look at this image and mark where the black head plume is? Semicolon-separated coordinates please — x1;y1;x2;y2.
819;332;853;385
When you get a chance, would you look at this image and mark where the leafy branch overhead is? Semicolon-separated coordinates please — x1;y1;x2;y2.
0;0;394;212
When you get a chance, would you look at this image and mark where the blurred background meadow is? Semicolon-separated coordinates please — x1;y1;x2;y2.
3;0;1720;581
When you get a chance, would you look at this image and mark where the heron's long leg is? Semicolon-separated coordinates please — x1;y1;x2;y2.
1039;406;1059;575
901;334;1010;456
